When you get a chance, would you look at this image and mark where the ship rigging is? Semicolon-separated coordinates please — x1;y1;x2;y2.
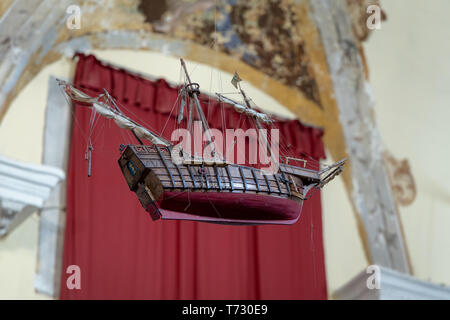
58;58;345;225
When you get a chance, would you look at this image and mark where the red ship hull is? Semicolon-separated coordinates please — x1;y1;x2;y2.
147;191;303;225
119;145;325;225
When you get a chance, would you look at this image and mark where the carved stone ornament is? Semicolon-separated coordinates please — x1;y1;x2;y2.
384;152;417;207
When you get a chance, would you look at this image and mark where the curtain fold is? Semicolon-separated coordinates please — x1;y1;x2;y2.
60;53;328;299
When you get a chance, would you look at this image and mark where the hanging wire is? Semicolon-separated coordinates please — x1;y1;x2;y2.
159;83;183;138
309;197;317;289
61;88;90;146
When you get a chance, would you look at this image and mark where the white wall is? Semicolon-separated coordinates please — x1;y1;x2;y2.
0;59;72;299
0;215;48;299
322;0;450;294
364;0;450;286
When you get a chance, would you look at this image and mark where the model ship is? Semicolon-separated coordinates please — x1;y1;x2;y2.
58;58;345;225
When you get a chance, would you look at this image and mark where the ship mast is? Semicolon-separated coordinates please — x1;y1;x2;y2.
238;85;280;171
180;58;221;160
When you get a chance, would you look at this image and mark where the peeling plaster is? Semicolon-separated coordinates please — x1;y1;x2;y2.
310;0;411;272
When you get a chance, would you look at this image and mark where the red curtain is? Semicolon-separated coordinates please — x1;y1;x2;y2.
60;54;328;299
